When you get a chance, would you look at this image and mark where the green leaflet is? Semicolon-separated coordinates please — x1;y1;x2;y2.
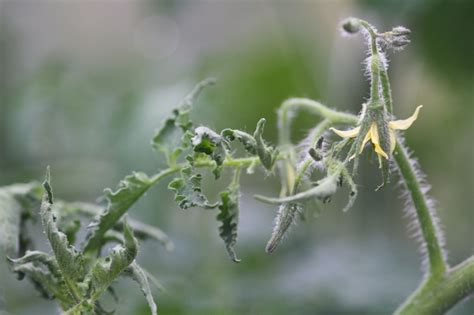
254;118;278;171
152;78;216;165
221;129;257;155
55;201;174;251
84;172;153;254
0;182;41;257
222;118;278;171
192;126;229;179
40;169;87;301
7;250;62;280
123;262;157;315
216;168;241;262
7;250;74;308
168;165;218;210
85;217;138;301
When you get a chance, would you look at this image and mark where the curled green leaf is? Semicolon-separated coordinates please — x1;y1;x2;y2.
168;165;218;210
192;126;229;178
221;129;257;155
254;118;278;171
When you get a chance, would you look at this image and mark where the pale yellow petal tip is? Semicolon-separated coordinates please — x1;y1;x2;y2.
389;105;423;130
330;126;360;138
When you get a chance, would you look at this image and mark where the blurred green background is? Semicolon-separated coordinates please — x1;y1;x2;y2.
1;0;473;314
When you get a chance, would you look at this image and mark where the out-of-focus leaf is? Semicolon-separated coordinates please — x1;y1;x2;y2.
7;251;73;307
152;78;216;165
84;172;152;253
0;183;41;257
168;165;218;210
192;126;229;179
123;262;157;315
216;169;241;262
7;250;61;280
85;217;138;300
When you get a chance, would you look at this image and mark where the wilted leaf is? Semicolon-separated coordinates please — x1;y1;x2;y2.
84;172;152;253
168;165;218;210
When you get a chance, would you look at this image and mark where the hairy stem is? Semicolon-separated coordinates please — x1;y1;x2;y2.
395;256;474;315
380;67;393;114
278;98;357;145
393;141;447;277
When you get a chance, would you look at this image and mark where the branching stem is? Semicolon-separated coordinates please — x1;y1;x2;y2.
275;97;474;314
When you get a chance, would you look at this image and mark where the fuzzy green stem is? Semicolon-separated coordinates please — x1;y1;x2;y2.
394;141;447;278
293;119;332;189
358;19;381;103
395;256;474;315
278;98;357;146
380;67;393;114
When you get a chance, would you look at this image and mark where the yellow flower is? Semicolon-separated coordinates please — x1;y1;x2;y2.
330;105;423;166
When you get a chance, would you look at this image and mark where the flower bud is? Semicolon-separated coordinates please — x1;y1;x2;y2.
392;26;411;36
341;18;360;34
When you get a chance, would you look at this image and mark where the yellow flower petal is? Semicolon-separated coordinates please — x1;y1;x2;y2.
389;129;397;153
330;126;361;138
359;123;374;154
389;105;423;130
370;124;389;160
